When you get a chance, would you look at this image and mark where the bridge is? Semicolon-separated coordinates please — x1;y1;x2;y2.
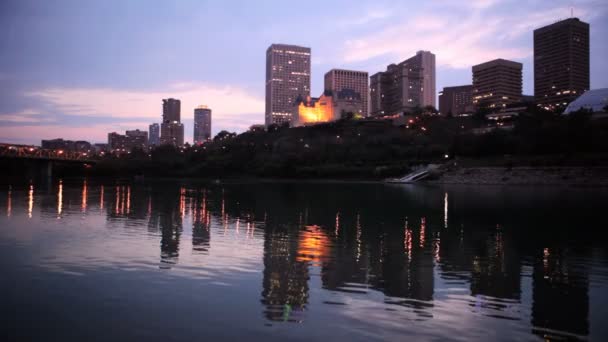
0;143;96;178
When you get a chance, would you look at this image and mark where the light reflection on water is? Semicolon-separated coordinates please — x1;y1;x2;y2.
1;180;607;341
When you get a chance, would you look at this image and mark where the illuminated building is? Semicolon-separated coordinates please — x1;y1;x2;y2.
193;105;212;144
265;44;311;126
534;18;589;111
324;69;369;116
370;51;435;116
160;98;184;147
439;85;474;116
472;59;522;109
563;88;608;114
148;123;160;146
292;89;363;126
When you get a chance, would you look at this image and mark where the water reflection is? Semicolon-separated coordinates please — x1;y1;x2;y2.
0;181;606;341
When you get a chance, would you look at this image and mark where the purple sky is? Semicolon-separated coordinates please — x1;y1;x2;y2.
1;0;607;145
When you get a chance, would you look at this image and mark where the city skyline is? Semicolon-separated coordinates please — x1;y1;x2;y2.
1;0;607;145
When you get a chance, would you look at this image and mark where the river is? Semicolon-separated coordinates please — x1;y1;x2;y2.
1;180;607;341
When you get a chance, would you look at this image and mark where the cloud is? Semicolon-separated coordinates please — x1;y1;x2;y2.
341;2;598;69
0;109;55;123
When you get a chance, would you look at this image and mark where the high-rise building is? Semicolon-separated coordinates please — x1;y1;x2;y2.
193;105;212;144
472;59;523;109
324;69;369;116
439;85;474;116
534;18;590;111
370;63;423;116
370;51;436;116
149;123;160;146
160;98;184;147
265;44;311;126
410;51;436;108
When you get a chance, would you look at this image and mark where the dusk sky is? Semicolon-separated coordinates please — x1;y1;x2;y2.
1;0;607;145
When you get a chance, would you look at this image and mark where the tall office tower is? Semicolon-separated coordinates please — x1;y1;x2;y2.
439;85;474;116
324;69;369;116
534;18;590;111
193;105;212;144
409;51;436;108
149;123;160;146
265;44;311;126
472;59;523;109
160;98;184;147
370;63;423;116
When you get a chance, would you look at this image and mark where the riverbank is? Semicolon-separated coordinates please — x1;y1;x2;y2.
425;166;608;186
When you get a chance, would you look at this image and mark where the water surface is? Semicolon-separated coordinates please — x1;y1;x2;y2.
1;180;607;341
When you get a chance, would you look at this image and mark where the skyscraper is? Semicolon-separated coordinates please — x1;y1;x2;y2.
149;123;160;146
472;59;523;109
369;51;436;116
193;105;212;144
324;69;369;116
160;98;184;147
534;18;590;111
265;44;311;126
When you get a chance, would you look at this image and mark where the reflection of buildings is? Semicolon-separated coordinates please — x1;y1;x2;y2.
261;226;309;322
192;193;211;254
532;247;589;339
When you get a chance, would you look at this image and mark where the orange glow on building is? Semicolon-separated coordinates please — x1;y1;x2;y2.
297;225;330;264
296;95;335;124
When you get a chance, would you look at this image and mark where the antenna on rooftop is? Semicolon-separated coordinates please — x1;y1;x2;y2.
571;7;574;18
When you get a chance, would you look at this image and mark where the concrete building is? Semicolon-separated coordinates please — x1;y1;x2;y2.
292;89;363;126
472;59;523;109
265;44;311;126
149;123;160;146
193;105;212;144
324;69;368;116
370;51;436;116
160;98;184;147
410;51;436;108
439;85;474;116
534;18;590;111
370;64;423;116
125;129;148;149
108;130;148;151
162;98;181;122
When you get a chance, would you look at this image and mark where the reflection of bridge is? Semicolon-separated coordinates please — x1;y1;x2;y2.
0;143;96;178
